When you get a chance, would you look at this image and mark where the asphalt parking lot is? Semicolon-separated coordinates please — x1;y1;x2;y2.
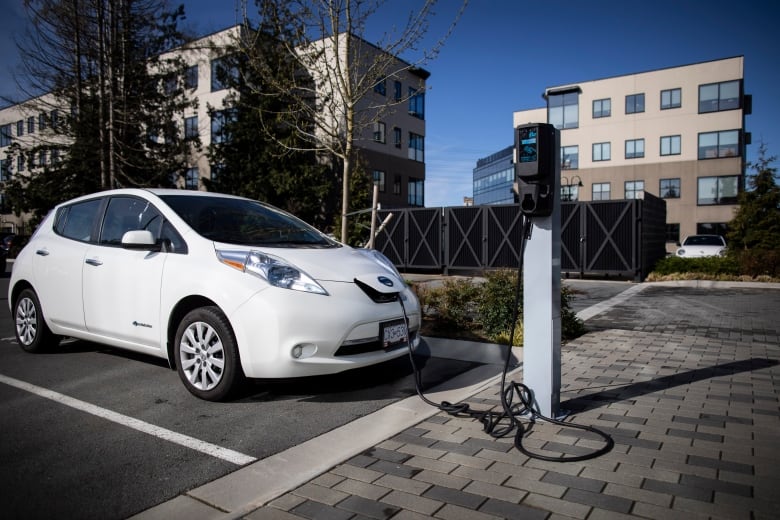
0;269;479;519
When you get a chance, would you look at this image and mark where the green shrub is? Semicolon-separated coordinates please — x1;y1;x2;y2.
651;255;740;276
424;278;481;330
476;269;521;338
732;249;780;277
561;285;587;339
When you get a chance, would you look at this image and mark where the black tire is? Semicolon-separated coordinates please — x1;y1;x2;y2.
14;288;61;352
174;306;244;401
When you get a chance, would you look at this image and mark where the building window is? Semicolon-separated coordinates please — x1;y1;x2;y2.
0;159;7;182
211;56;237;92
548;91;579;129
698;175;739;205
697;222;728;236
592;182;610;200
16;120;23;137
394;80;402;101
593;98;611;118
661;88;681;110
561;145;578;170
625;93;645;114
185;168;199;190
184;65;198;90
184;116;198;139
373;121;386;144
625;139;645;159
408;178;424;206
698;130;739;159
593;142;610;162
17;155;24;172
393;127;402;148
393;175;401;196
660;178;681;198
163;74;178;95
666;223;680;243
39;112;47;131
374;78;386;96
373;170;386;192
561;184;579;202
0;125;11;147
38;150;47;167
408;88;424;119
50;110;59;130
27;116;35;134
699;80;740;113
211;109;235;144
51;148;60;163
408;132;424;162
625;180;644;199
660;135;681;156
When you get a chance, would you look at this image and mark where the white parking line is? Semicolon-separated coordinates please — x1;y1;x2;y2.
576;283;648;322
0;373;257;466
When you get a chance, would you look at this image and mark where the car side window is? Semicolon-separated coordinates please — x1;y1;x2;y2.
99;196;187;253
55;199;102;242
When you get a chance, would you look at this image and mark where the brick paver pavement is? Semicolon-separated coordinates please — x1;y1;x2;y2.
245;284;780;520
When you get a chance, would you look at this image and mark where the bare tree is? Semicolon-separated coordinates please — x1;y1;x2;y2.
237;0;467;243
5;0;196;219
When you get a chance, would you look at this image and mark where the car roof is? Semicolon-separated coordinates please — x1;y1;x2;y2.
56;188;252;207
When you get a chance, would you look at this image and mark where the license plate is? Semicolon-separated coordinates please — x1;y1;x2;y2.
381;319;408;349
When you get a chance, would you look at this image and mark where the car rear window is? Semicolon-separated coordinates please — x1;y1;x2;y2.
159;195;338;248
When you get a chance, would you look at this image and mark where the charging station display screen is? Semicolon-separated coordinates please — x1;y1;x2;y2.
518;126;538;163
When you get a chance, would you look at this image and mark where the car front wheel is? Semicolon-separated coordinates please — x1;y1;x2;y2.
174;306;243;401
14;288;61;352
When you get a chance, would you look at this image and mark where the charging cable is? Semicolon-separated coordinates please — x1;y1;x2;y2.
398;216;613;462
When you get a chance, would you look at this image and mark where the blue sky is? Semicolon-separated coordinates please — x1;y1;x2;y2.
2;0;779;207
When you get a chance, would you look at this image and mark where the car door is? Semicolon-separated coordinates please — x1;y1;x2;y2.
32;197;102;332
82;196;168;350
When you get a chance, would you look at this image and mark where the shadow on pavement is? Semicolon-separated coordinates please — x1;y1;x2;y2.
564;357;779;412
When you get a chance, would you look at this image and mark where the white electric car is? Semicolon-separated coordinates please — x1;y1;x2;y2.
9;189;420;400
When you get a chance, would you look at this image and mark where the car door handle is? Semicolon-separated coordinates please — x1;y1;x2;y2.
36;249;50;256
85;258;103;266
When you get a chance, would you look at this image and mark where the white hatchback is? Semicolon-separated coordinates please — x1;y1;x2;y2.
9;189;421;400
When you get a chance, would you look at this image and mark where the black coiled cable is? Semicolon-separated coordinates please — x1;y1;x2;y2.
398;216;614;462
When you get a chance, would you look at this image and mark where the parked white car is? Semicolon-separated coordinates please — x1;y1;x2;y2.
676;234;727;258
9;189;420;400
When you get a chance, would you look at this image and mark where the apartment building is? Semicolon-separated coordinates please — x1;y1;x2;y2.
0;25;427;233
499;56;748;252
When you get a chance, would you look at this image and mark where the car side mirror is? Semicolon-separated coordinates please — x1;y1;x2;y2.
121;230;161;252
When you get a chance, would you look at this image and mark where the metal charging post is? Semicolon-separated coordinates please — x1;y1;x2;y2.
518;125;562;419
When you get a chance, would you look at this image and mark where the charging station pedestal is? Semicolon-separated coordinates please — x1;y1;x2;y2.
522;193;562;417
515;123;562;418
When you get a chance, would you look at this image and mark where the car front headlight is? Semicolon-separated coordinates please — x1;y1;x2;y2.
217;249;328;295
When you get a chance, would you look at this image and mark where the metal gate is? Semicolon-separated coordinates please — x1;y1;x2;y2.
375;194;666;281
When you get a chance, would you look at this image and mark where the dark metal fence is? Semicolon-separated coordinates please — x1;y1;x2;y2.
375;194;666;281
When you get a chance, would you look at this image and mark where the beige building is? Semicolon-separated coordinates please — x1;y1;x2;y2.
0;25;427;233
513;56;748;252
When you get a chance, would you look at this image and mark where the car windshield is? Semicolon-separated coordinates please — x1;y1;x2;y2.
683;235;724;246
160;195;339;248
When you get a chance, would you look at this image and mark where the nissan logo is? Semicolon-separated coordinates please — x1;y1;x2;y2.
378;276;394;287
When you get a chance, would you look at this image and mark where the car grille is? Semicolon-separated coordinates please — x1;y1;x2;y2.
354;279;399;303
333;330;418;357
